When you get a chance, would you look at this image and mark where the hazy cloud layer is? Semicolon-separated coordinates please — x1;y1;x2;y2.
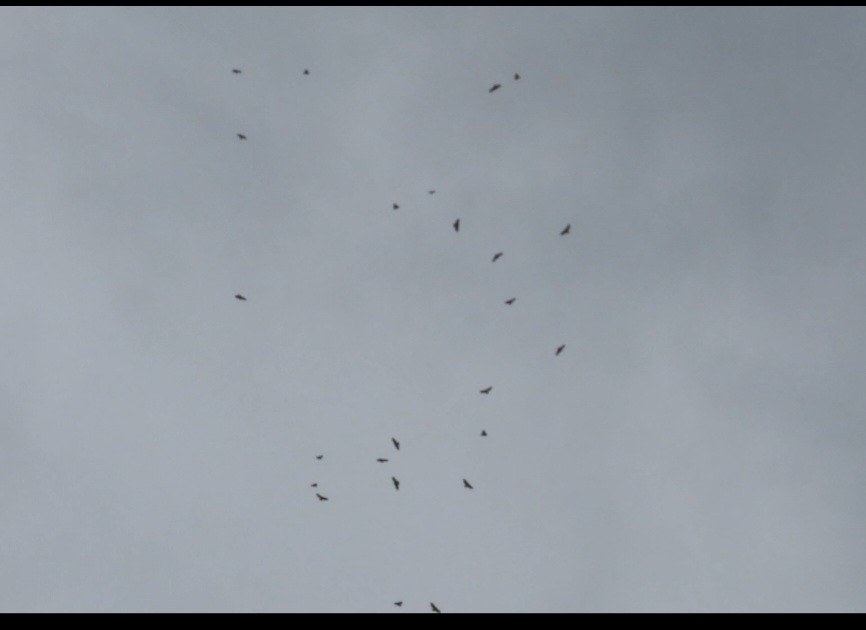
2;7;866;611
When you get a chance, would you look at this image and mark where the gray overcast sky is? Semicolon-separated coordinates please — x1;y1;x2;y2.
2;7;866;612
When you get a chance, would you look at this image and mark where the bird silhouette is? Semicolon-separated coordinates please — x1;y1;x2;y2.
560;223;571;235
393;203;400;210
237;133;247;140
303;69;310;75
431;603;441;613
504;297;516;305
480;430;487;437
392;437;400;450
453;218;460;232
556;344;566;356
492;252;503;262
392;476;400;491
479;386;492;395
489;84;501;93
394;601;403;607
428;190;435;195
514;72;520;80
315;455;323;460
315;493;328;501
310;483;318;488
377;458;389;463
463;479;474;489
234;294;247;301
232;68;242;74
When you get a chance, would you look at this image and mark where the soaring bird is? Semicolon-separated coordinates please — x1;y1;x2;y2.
453;218;460;232
431;603;441;613
394;602;403;607
237;133;247;140
315;493;328;501
393;203;400;210
489;83;501;93
479;386;492;395
560;223;571;235
315;455;323;460
303;69;310;75
234;294;247;301
392;437;400;450
504;297;516;305
232;68;242;74
310;483;318;488
377;458;389;463
392;476;400;491
480;430;487;437
428;190;435;195
556;344;566;356
463;479;474;489
492;252;503;262
514;72;520;80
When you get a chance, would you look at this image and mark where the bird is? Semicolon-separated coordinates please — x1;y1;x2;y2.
303;69;310;75
392;476;400;491
393;203;400;210
514;72;520;80
480;386;492;395
428;190;435;195
237;133;247;140
492;252;503;262
556;344;566;356
463;479;474;489
232;68;242;74
480;430;487;437
504;297;516;305
392;437;400;450
394;601;403;607
453;218;460;232
431;603;441;613
310;483;318;488
489;83;501;93
560;223;571;235
315;493;328;501
377;458;389;463
315;455;323;460
234;294;247;301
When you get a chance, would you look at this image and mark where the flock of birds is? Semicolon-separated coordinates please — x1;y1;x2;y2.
228;67;569;613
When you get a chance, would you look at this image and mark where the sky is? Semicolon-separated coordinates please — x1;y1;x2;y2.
2;7;866;612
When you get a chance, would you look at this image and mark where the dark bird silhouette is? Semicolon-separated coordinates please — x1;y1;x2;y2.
237;133;247;140
392;476;400;491
479;386;492;395
431;603;441;613
480;430;487;437
556;344;566;356
428;190;435;195
560;223;571;235
393;203;400;210
489;83;501;93
303;69;310;75
315;455;323;460
394;601;403;607
232;68;242;74
514;72;520;80
504;297;516;305
234;294;247;301
492;252;503;262
453;218;460;232
392;437;400;450
377;458;389;463
463;479;474;489
310;483;318;488
315;493;328;501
